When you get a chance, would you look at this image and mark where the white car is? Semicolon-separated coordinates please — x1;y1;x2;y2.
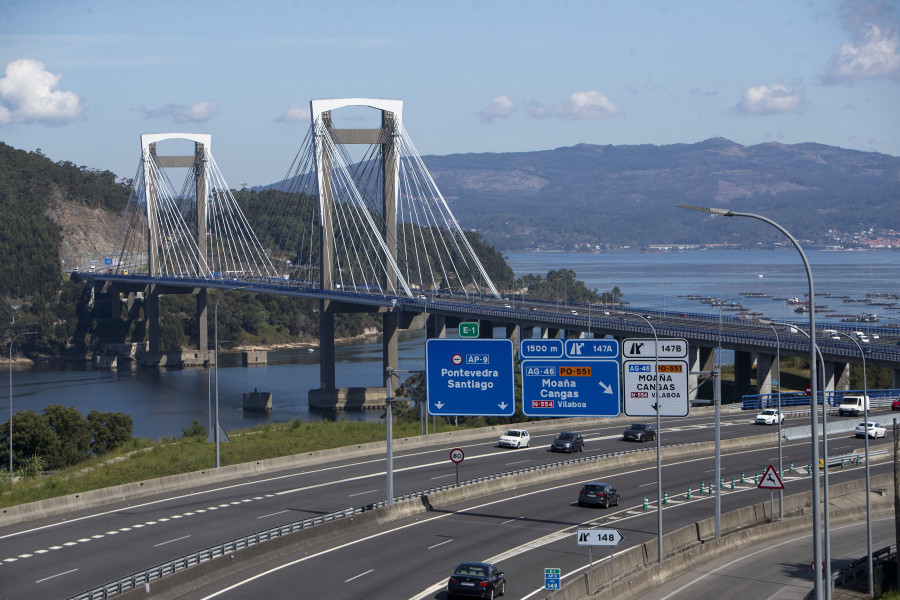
855;421;886;438
498;429;530;449
755;408;784;425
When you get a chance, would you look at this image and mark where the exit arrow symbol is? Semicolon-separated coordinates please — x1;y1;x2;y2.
498;402;508;410
598;381;613;394
434;401;444;409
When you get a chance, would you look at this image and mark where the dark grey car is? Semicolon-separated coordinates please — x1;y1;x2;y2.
622;423;656;442
550;431;584;453
578;482;620;508
448;561;506;599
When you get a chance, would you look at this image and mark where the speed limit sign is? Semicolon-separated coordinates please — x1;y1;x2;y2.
450;448;465;464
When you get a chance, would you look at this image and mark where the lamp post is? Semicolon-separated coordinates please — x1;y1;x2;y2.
622;311;663;563
759;320;784;520
679;205;823;600
8;331;37;475
214;286;249;468
828;330;872;595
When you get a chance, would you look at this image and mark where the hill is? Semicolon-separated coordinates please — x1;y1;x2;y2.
421;138;900;250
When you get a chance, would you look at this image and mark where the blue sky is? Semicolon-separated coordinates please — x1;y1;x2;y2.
1;0;899;187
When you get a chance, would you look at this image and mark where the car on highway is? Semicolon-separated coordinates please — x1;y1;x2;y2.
447;561;506;599
892;399;900;411
577;482;620;508
622;423;656;442
497;429;530;449
855;421;886;438
550;431;584;453
755;408;784;425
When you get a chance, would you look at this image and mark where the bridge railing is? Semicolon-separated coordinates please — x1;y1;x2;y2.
742;388;900;411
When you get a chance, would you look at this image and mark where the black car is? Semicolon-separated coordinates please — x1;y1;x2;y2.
448;561;506;599
622;423;656;442
550;431;584;453
578;482;620;508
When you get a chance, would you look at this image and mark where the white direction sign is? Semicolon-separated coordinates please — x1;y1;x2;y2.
622;337;690;417
577;528;623;547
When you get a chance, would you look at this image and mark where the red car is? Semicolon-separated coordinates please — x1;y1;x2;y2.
892;399;900;411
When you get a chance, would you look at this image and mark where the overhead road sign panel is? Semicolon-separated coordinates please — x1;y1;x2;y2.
459;322;479;338
520;338;620;418
426;338;515;417
622;338;688;359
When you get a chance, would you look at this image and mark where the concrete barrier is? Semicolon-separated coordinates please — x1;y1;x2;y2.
538;471;895;600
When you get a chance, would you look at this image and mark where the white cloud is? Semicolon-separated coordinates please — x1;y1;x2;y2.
0;58;83;126
821;0;900;83
276;103;310;123
142;101;219;123
478;95;514;123
734;82;805;115
555;91;623;120
525;101;551;119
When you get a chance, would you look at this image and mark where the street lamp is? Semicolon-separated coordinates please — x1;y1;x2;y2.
8;331;37;475
214;286;250;468
622;311;663;563
679;205;824;600
827;330;872;595
759;320;784;520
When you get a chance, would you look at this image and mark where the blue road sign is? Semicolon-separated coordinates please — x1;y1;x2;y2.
426;338;515;417
520;338;621;417
544;567;561;590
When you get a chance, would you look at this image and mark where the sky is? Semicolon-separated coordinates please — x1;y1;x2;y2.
1;0;899;187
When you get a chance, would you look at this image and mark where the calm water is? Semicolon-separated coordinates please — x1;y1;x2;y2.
9;250;898;439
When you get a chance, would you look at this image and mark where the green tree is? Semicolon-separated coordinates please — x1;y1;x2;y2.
87;410;134;454
43;405;91;469
0;410;56;472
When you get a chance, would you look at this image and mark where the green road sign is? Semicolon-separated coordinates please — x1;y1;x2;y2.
459;322;479;338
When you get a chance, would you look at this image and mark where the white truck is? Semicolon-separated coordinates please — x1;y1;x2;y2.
837;395;870;417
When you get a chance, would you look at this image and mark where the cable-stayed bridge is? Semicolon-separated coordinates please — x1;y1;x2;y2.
73;99;900;408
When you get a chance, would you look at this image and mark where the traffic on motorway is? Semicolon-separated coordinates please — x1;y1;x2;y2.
1;406;895;600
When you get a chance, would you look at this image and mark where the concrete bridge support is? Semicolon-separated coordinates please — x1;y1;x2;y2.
427;314;446;339
505;323;519;352
821;361;836;393
734;350;754;400
690;346;716;401
756;353;773;396
834;362;851;391
479;320;495;338
895;368;900;389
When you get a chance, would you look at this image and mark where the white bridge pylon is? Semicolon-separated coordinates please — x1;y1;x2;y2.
109;133;277;280
261;97;502;299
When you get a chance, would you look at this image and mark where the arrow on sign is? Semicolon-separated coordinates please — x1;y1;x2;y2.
434;401;444;409
598;381;613;394
498;402;508;410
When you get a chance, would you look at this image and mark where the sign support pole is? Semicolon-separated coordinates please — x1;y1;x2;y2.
588;547;593;593
610;547;615;589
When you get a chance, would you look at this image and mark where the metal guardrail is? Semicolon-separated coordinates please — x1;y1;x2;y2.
66;441;674;600
821;449;887;468
742;389;900;411
801;544;897;600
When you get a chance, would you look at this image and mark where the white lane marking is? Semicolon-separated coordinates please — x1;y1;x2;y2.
348;490;378;497
499;517;523;525
506;459;532;466
18;553;33;558
427;540;453;550
344;569;373;583
430;474;454;480
153;535;191;547
638;481;656;487
35;568;78;583
257;510;289;520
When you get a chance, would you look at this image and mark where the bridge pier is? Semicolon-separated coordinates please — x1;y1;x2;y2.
821;360;837;393
756;352;773;396
734;350;753;399
690;346;716;401
427;314;446;339
834;361;850;391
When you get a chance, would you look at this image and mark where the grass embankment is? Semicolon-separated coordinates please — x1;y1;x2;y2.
0;418;464;509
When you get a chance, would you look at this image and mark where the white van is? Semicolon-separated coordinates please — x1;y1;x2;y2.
838;395;871;417
852;331;870;343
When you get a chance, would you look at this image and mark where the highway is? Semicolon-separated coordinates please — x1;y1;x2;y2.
1;407;893;600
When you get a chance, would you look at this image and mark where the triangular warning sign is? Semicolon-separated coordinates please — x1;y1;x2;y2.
757;464;784;490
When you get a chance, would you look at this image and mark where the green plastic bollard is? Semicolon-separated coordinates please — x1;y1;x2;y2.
740;471;745;483
664;491;668;505
687;486;692;500
754;473;759;485
790;462;794;473
700;481;705;494
643;496;648;511
720;477;725;489
856;455;861;466
730;477;735;490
